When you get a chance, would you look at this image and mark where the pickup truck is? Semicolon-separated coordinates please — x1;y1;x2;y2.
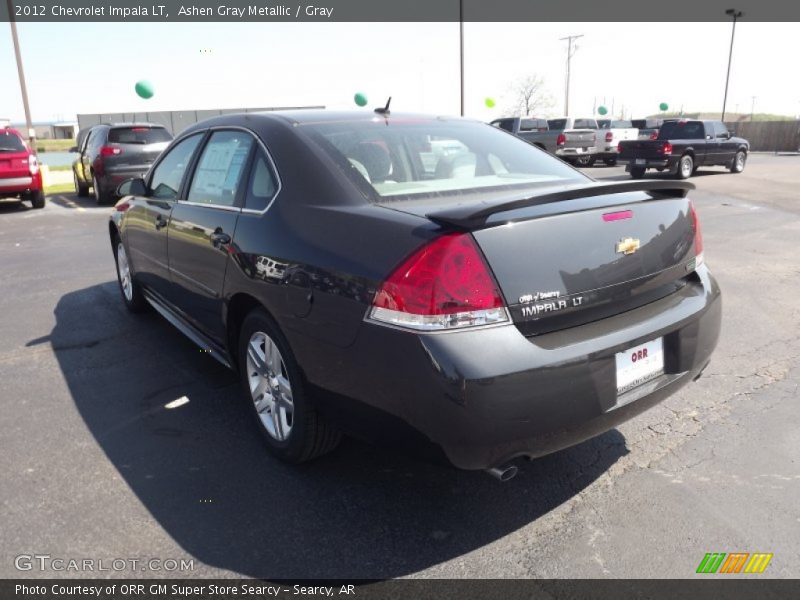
594;119;639;166
617;120;749;180
631;118;663;140
490;116;598;165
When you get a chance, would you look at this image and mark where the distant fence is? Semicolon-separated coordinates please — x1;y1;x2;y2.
77;105;324;136
725;120;800;152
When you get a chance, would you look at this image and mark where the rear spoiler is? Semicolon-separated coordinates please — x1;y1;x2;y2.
426;180;695;229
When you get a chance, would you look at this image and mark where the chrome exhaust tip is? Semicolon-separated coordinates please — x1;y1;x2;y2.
486;464;518;482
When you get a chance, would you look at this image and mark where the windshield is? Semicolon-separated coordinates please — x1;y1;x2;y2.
302;118;586;200
108;127;173;145
0;130;26;152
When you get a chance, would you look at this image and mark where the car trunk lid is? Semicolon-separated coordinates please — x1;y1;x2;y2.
378;180;699;336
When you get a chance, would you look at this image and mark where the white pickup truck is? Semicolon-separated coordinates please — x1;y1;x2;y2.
593;119;639;166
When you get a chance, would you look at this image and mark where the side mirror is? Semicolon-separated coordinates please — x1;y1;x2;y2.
69;146;78;153
117;177;146;197
726;131;732;139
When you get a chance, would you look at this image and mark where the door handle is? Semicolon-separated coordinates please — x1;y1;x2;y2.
211;231;231;248
155;215;168;230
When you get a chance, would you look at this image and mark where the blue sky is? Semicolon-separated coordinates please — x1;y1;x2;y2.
2;22;799;123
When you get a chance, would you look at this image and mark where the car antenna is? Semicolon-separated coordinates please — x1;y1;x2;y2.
374;97;392;116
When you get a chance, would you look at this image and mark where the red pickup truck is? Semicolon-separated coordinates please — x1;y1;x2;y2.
0;127;45;209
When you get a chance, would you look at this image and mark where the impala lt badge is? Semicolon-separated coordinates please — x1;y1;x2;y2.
616;237;641;255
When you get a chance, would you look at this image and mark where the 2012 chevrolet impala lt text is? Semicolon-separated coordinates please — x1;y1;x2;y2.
108;110;721;478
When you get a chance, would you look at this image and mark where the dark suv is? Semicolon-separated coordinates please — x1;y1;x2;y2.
72;123;172;204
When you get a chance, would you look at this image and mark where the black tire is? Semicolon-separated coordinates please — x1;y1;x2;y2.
29;190;45;209
93;175;108;205
676;154;694;180
730;150;746;173
575;156;591;167
586;157;597;167
630;166;646;179
74;171;89;197
238;309;341;464
603;158;617;167
113;237;147;313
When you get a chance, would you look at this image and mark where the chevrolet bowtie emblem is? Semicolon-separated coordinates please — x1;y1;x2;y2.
616;237;641;255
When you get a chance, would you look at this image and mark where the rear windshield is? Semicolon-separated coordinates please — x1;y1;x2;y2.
301;118;586;200
108;127;172;145
658;121;704;140
547;119;567;130
573;119;597;129
0;130;26;152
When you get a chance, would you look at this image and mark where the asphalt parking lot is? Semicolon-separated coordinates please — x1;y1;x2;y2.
1;153;798;579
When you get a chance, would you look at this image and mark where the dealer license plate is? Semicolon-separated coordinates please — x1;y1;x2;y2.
615;338;664;395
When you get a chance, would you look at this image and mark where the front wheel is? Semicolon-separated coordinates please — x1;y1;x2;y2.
114;239;147;312
630;166;646;179
676;154;694;179
730;150;746;173
239;309;340;464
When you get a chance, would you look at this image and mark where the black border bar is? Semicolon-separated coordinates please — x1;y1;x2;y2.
2;0;800;22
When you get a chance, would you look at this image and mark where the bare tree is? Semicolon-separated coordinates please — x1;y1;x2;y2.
506;75;555;116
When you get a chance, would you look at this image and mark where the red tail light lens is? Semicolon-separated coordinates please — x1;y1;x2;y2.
617;143;624;154
100;146;122;156
369;233;509;331
605;131;614;142
649;131;658;140
689;200;704;266
660;142;673;155
556;133;566;146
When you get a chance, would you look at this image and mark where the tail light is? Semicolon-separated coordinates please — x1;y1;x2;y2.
660;142;673;155
100;146;122;156
649;131;658;140
28;154;39;175
556;133;566;147
617;143;624;154
605;131;614;142
115;200;131;212
369;233;509;331
689;200;704;266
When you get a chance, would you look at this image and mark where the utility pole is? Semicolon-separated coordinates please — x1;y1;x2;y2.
559;34;583;117
721;8;743;122
750;95;756;121
7;0;35;150
459;0;464;116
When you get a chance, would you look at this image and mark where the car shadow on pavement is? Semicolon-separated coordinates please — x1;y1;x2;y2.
49;282;629;579
0;199;29;214
47;191;112;210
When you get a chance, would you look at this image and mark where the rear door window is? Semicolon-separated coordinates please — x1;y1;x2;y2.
108;127;172;145
187;130;254;207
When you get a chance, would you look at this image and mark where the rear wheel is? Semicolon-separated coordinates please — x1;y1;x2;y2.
239;309;341;464
93;176;108;205
114;239;147;312
74;171;89;197
586;157;597;167
676;154;694;179
730;150;746;173
630;166;646;179
28;190;45;209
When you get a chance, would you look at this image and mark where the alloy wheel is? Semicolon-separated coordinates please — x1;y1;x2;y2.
247;331;294;441
116;242;133;302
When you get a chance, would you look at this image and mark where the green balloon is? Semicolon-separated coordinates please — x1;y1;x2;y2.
659;102;669;111
598;105;608;115
354;92;368;107
484;97;496;108
135;80;154;100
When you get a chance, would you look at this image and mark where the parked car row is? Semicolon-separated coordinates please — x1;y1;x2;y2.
0;126;45;209
71;123;173;204
492;115;750;179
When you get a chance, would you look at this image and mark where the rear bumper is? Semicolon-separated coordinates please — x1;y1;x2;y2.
98;167;150;193
306;266;721;470
556;147;597;159
620;156;679;170
0;174;41;196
